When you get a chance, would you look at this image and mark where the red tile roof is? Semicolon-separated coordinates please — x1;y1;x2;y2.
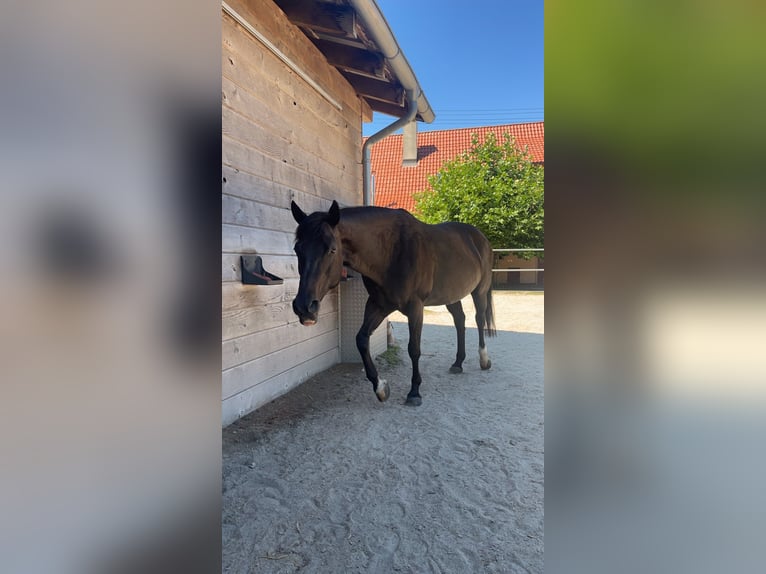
370;122;544;212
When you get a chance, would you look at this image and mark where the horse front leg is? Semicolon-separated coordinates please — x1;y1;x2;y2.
404;303;424;406
356;299;392;402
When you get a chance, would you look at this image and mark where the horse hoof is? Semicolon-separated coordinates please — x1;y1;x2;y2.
375;379;390;402
405;395;422;406
449;366;463;374
481;360;492;370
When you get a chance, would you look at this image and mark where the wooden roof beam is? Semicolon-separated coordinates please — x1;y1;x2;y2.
365;98;425;122
311;38;385;78
275;0;356;37
341;73;403;105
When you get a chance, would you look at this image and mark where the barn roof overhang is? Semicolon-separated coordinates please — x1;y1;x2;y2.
272;0;435;124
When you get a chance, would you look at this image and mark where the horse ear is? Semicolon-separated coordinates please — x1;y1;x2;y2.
327;200;340;227
291;200;307;224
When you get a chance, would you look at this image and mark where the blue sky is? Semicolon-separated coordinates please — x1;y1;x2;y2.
363;0;544;136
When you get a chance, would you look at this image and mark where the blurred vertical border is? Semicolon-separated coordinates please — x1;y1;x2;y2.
0;2;222;573
546;1;766;573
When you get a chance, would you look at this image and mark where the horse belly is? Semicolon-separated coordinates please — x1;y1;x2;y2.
424;269;480;306
424;292;461;306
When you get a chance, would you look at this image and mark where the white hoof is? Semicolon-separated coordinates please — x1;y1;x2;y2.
479;347;491;370
375;379;390;402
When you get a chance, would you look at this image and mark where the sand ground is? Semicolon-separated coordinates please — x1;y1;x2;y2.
223;291;544;573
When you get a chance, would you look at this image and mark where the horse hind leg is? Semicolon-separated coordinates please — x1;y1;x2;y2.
471;289;492;370
446;301;466;373
479;345;491;370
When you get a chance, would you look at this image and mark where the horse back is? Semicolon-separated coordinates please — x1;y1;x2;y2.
342;208;492;307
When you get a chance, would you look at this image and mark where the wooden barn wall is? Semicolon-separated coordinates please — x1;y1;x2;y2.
222;0;365;425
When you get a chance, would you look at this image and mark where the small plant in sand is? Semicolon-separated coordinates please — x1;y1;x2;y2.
376;345;403;367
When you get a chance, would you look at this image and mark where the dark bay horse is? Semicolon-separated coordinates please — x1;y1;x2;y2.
291;200;496;406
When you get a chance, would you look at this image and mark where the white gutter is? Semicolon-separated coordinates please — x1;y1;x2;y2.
348;0;435;205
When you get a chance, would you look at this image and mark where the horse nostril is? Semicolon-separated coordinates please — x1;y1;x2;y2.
308;300;319;314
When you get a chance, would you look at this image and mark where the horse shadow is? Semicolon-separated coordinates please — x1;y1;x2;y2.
224;322;543;444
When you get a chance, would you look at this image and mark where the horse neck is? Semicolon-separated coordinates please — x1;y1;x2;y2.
337;214;390;284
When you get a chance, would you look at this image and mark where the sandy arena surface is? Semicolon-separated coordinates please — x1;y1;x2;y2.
223;291;544;573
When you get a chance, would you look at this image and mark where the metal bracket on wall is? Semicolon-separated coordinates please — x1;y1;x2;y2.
241;255;284;285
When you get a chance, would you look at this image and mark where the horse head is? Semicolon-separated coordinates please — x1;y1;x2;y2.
290;200;343;326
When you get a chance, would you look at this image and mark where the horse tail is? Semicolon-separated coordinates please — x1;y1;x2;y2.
485;287;497;337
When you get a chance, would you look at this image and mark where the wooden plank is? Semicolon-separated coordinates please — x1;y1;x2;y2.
222;164;325;212
222;163;284;205
226;0;364;116
222;74;290;137
222;223;293;255
222;329;338;400
223;140;362;210
223;300;291;341
222;73;360;168
222;193;296;231
222;136;361;209
222;310;338;370
222;288;338;341
276;0;356;37
223;133;358;205
222;55;361;166
222;105;287;165
223;104;359;193
221;280;291;311
312;39;385;78
368;99;412;120
222;141;362;210
221;84;360;189
223;134;318;197
221;279;300;312
222;9;361;128
340;72;403;105
224;0;335;102
222;347;338;426
360;96;372;123
222;42;359;152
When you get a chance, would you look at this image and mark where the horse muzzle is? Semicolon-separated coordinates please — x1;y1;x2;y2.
292;297;320;326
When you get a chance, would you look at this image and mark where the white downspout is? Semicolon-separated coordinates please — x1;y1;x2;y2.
361;89;417;206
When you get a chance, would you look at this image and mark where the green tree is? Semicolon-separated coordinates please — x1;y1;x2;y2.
414;132;544;250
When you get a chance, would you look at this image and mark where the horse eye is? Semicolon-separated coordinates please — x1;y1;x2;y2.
329;247;337;255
